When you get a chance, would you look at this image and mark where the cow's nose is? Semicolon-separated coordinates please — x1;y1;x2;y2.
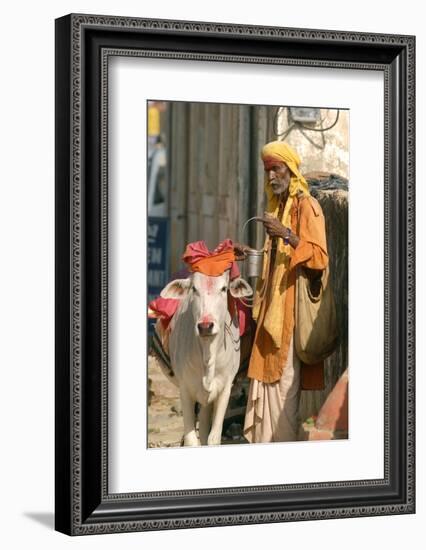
197;322;214;336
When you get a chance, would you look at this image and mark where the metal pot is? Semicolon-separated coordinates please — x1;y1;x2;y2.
241;217;265;278
245;248;264;278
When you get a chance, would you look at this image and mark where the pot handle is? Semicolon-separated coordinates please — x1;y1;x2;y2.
241;216;265;241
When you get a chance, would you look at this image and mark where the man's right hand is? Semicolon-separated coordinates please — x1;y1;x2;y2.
233;242;250;260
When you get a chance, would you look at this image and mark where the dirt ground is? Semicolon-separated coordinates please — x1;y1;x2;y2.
147;355;249;447
147;355;184;447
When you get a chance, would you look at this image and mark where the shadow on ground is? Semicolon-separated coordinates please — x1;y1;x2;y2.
24;512;54;530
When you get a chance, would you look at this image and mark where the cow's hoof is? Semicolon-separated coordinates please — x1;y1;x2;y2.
207;432;221;446
184;432;200;446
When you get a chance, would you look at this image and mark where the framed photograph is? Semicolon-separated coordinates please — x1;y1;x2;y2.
55;14;415;535
145;100;349;452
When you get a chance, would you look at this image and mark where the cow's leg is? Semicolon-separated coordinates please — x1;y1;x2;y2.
198;403;212;445
207;383;232;446
181;387;200;446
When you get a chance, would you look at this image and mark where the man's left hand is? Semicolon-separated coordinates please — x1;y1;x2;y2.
262;212;300;248
262;212;286;239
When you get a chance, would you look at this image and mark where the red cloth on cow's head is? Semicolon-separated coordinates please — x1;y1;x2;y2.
148;240;247;332
182;239;240;279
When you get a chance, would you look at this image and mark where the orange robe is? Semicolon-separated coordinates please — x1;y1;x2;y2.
247;195;328;389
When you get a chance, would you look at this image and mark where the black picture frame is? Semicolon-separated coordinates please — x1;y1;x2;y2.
55;13;415;535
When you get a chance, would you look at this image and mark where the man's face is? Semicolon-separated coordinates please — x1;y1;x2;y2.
264;161;291;196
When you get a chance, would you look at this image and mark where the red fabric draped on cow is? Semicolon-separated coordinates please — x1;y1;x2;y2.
148;239;250;336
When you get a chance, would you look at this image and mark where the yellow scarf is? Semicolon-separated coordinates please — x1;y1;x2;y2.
253;141;310;348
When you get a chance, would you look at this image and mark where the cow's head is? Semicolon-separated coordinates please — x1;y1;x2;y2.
160;271;252;338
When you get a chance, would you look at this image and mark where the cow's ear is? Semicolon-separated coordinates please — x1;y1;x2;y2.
229;277;253;298
160;278;191;299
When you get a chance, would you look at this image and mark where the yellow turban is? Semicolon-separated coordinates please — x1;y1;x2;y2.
253;141;310;347
261;140;310;223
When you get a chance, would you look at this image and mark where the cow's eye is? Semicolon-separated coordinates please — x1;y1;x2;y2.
221;286;227;292
191;286;199;294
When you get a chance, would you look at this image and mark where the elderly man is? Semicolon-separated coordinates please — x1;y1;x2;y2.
235;141;329;443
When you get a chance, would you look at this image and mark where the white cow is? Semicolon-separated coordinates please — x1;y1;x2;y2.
159;270;252;446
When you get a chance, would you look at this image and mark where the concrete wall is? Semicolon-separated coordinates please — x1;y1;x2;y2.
277;108;349;178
